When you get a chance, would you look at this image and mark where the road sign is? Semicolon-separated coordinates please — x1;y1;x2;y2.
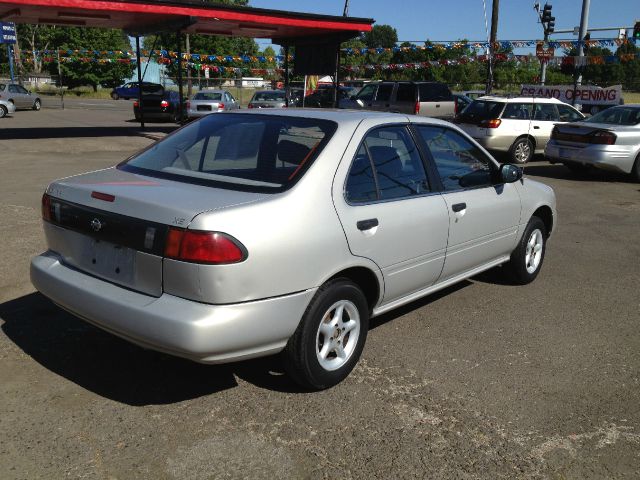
0;22;17;44
536;42;555;61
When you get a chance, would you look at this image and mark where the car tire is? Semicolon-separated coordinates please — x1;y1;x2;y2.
503;216;547;285
111;92;119;100
283;278;369;390
32;99;41;111
631;154;640;183
0;105;7;118
509;137;534;164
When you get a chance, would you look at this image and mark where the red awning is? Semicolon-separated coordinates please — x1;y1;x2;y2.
0;0;373;39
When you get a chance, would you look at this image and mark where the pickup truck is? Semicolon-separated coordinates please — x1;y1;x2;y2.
339;81;457;119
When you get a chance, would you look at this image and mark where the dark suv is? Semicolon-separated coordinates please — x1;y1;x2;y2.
339;81;456;119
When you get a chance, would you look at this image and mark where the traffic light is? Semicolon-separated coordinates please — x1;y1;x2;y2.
634;21;640;39
541;4;555;34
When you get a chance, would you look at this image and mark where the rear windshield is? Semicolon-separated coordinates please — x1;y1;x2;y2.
586;107;640;125
194;92;223;101
457;100;505;121
252;91;285;102
141;84;164;94
119;114;337;192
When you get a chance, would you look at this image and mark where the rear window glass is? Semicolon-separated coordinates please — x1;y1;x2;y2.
141;84;164;94
458;100;505;121
586;107;640;125
252;91;285;102
195;92;223;101
119;114;337;192
419;84;451;101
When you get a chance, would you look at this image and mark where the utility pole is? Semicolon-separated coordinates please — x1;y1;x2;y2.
485;0;499;95
572;0;590;105
186;33;192;97
343;0;349;16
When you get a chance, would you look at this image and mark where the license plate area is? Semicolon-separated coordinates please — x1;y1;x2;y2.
82;238;136;285
197;105;212;111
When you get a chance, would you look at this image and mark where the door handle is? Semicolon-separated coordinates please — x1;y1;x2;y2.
533;126;540;129
452;202;466;212
357;218;379;231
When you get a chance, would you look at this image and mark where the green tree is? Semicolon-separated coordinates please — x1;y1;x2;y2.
362;25;398;49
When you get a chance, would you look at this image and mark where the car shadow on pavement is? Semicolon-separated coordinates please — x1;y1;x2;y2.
522;163;634;183
0;126;176;140
0;293;307;404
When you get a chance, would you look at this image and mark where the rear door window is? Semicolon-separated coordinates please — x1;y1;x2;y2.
356;84;377;101
557;105;583;122
345;126;430;203
375;84;394;102
502;103;534;120
533;103;559;121
457;100;505;123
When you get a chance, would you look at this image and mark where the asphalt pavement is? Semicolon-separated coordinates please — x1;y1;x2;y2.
0;105;639;479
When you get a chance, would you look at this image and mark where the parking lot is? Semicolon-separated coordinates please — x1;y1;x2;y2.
1;104;639;479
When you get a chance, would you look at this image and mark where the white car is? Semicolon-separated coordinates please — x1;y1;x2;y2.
455;96;584;163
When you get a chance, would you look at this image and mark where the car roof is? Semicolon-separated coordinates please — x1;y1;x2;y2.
196;89;226;93
229;108;453;127
475;96;566;104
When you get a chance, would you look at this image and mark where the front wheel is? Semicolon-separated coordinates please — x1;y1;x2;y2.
631;154;640;183
503;216;547;285
32;99;41;111
111;92;119;100
510;137;534;164
0;105;7;118
283;279;369;390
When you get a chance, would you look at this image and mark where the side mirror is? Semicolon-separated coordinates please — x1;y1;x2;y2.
500;164;523;183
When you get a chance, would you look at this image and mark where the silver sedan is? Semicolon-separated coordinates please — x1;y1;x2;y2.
0;83;41;110
186;89;240;119
0;98;16;118
31;110;556;390
545;104;640;181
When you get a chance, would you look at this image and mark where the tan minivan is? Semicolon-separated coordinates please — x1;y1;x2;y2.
455;96;584;163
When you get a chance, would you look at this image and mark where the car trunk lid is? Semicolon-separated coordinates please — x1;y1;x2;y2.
44;167;267;296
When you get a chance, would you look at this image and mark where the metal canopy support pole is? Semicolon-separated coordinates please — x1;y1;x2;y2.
8;45;15;82
485;0;499;95
284;45;290;106
333;45;340;108
135;35;145;128
177;29;184;122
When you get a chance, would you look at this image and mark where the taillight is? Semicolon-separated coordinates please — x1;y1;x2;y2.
247;104;254;109
414;101;420;115
133;100;139;108
41;193;52;222
590;130;616;145
479;119;502;128
164;228;246;264
160;100;169;108
218;102;225;109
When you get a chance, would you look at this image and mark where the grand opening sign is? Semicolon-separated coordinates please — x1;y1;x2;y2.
520;84;622;106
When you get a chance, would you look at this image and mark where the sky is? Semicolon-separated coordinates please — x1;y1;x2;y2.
250;0;639;52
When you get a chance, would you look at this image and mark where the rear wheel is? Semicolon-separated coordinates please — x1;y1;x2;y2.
111;92;119;100
0;105;7;118
631;154;640;183
32;99;41;111
283;279;369;390
510;137;534;164
503;216;547;285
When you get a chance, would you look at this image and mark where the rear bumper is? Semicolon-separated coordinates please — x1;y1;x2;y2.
472;134;515;153
187;109;221;118
545;141;636;174
31;251;316;364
